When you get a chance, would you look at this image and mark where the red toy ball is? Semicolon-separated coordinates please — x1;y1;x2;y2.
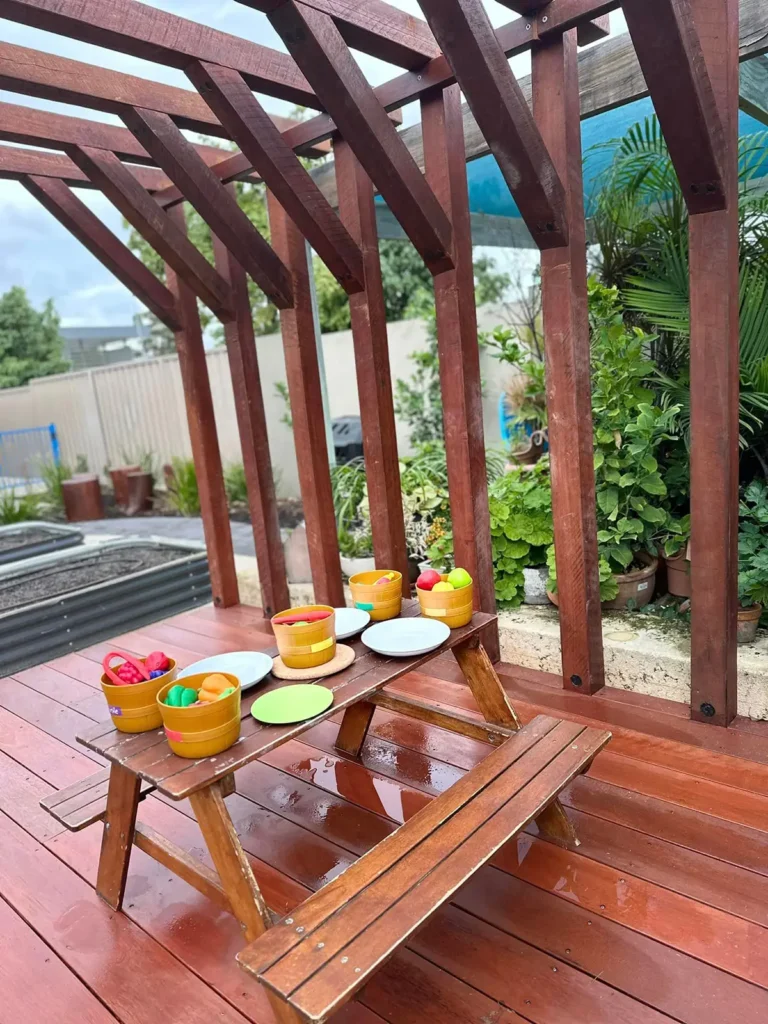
145;650;170;673
416;569;442;592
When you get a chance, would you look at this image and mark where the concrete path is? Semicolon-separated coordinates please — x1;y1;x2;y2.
81;516;258;557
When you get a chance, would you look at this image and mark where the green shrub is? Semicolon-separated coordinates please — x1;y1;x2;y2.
738;480;768;608
488;460;553;608
166;457;200;516
0;490;39;525
224;462;248;506
39;459;72;510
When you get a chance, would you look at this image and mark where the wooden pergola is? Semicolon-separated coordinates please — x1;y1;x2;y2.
0;0;748;733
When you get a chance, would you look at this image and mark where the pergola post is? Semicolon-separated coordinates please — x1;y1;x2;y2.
211;205;290;619
267;191;345;609
421;85;499;660
688;0;740;725
164;204;239;609
532;29;605;694
333;140;410;596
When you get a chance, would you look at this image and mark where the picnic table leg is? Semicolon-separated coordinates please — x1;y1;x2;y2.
189;780;304;1024
453;638;579;847
335;700;376;757
96;763;141;910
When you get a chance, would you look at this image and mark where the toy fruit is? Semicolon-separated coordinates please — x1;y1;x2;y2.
117;661;145;684
375;572;397;585
145;650;170;673
447;567;472;590
273;610;333;625
292;621;309;627
165;684;198;707
149;669;165;679
417;569;442;591
433;581;455;592
198;672;233;703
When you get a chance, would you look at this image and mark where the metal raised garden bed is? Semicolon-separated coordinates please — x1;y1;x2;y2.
0;521;84;565
0;538;212;677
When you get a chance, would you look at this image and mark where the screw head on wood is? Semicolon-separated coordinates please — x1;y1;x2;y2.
700;702;716;717
570;674;583;687
285;918;293;925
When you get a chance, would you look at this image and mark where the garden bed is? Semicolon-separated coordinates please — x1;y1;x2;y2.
0;539;211;676
0;521;83;565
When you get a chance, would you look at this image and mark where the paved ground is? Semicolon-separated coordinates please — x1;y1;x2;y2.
81;516;258;557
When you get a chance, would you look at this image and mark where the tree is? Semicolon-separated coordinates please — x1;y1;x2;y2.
0;286;69;389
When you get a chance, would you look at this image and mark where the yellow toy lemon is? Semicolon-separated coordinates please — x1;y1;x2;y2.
432;581;455;592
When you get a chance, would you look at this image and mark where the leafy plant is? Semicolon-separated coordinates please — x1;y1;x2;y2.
0;285;69;388
488;459;553;608
546;543;619;604
121;447;157;479
166;457;200;516
224;462;248;506
486;324;547;434
274;381;293;430
738;480;768;608
39;459;72;510
589;281;682;574
0;490;39;524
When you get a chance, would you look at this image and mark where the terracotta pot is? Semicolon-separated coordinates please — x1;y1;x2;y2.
737;603;762;645
509;429;547;467
109;464;140;507
549;554;658;611
665;552;691;598
602;553;658;610
126;470;154;515
62;475;104;521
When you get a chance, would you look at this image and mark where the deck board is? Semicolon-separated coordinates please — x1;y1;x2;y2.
3;602;768;1022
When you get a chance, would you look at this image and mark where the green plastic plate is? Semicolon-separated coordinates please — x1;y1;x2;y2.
251;684;334;725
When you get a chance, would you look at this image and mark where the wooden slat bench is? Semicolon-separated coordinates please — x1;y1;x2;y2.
238;715;610;1023
41;768;155;832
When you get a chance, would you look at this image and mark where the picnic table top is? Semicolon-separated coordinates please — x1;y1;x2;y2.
78;605;496;800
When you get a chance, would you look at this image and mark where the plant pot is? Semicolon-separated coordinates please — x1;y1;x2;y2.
272;605;336;669
547;553;658;611
509;429;548;467
349;570;403;621
665;552;691;598
126;471;154;515
340;554;376;577
737;603;762;645
109;465;140;507
416;574;474;629
523;566;550;605
602;553;658;610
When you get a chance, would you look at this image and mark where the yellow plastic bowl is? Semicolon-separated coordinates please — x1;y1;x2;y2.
417;574;474;629
271;605;336;670
101;658;177;734
157;672;241;758
349;570;403;622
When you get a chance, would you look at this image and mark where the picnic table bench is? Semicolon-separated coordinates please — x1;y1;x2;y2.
41;607;610;1024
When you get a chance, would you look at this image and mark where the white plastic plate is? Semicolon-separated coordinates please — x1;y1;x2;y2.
177;651;273;692
361;618;450;658
334;606;371;639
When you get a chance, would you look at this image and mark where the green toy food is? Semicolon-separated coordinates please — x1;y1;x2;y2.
447;567;473;589
164;684;199;707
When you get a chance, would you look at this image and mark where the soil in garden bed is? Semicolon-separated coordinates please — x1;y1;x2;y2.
0;544;188;612
0;526;66;553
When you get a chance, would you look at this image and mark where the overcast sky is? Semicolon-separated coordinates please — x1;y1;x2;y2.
0;1;627;328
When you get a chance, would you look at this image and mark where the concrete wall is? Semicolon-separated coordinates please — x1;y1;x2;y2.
0;303;518;496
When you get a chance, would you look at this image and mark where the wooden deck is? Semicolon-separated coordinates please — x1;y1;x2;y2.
2;604;768;1024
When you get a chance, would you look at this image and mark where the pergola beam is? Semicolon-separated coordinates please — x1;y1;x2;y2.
0;0;319;108
0;143;168;191
267;0;453;275
417;0;568;250
622;0;726;213
67;144;235;324
22;174;182;332
0;41;329;159
492;0;610;44
0;99;237;171
739;55;768;125
122;107;293;310
239;0;440;69
187;61;364;296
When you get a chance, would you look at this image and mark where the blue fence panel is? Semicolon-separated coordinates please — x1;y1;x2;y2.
0;424;58;490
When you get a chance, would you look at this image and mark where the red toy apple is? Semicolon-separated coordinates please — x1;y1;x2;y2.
417;569;442;591
145;650;170;673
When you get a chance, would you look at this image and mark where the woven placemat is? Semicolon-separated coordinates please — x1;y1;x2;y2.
271;643;355;680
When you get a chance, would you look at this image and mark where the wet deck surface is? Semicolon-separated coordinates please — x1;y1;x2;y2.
2;603;767;1023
